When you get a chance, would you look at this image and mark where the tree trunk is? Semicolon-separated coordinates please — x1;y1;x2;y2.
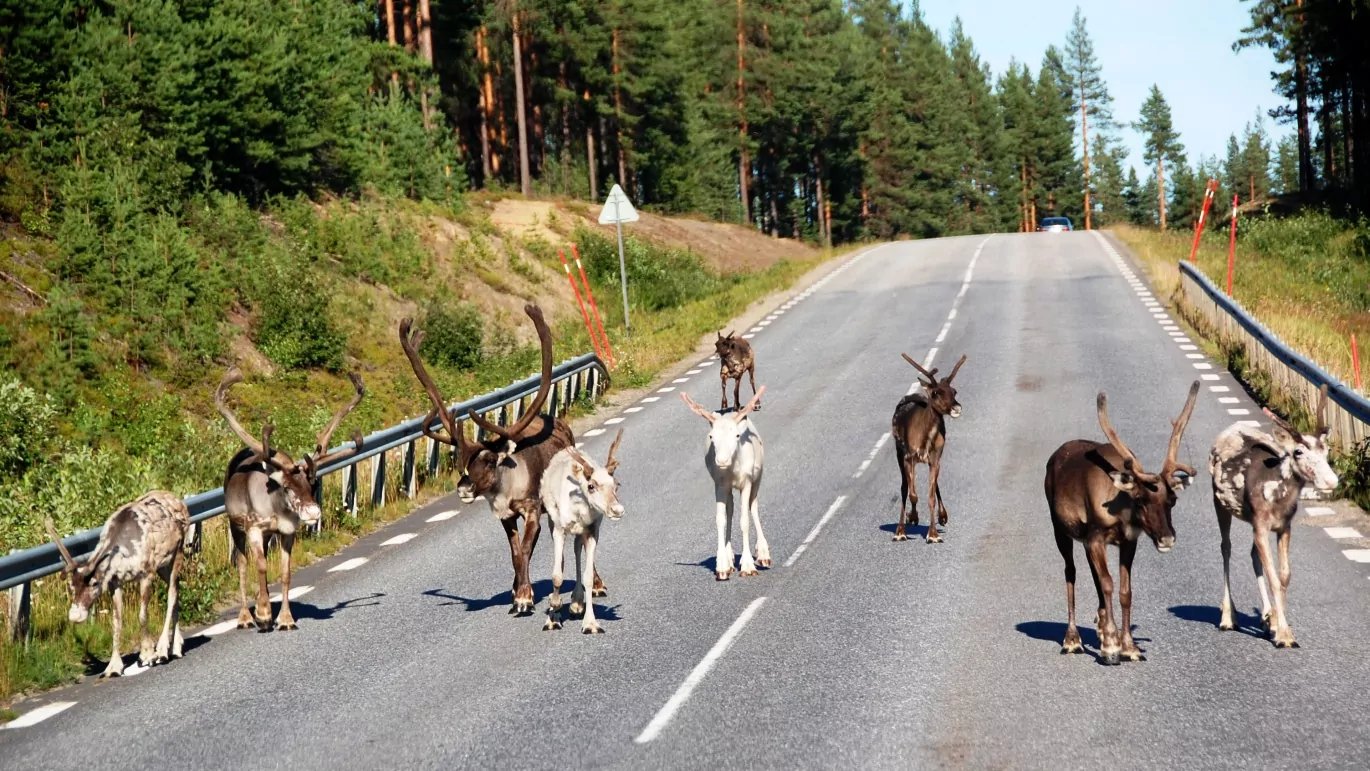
418;0;433;64
560;61;572;196
477;27;495;181
1343;86;1353;186
1295;0;1313;192
1324;99;1336;182
385;0;399;87
612;28;627;187
512;11;532;197
586;93;598;200
736;0;751;224
1158;158;1167;230
1021;163;1029;231
814;154;830;248
1080;92;1092;230
824;199;832;246
401;0;416;52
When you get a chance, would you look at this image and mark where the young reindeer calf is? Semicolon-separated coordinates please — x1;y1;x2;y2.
891;353;966;544
45;491;191;678
1210;385;1338;648
715;331;759;412
537;430;626;635
1044;383;1199;665
681;387;769;580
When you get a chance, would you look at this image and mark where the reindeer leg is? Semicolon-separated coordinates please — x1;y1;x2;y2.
926;458;944;543
250;529;272;629
154;554;180;663
893;451;911;542
1086;538;1121;665
720;374;729;411
750;482;770;569
232;526;254;629
1053;522;1083;654
581;527;603;635
137;576;155;667
1251;537;1273;632
276;533;297;631
738;479;758;577
733;376;742;413
715;485;733;580
1217;504;1237;631
1256;526;1295;648
748;364;760;411
102;586;125;678
169;550;184;659
515;510;541;615
570;534;587;616
545;526;566;631
1118;539;1144;662
1275;526;1296;647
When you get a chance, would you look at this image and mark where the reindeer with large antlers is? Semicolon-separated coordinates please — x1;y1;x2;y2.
681;387;769;580
45;492;190;677
891;353;967;544
1210;385;1338;648
1044;382;1199;664
400;304;604;615
217;367;365;630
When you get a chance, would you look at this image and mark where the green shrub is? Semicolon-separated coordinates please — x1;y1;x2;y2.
573;226;720;311
0;375;57;479
254;266;347;371
421;300;484;370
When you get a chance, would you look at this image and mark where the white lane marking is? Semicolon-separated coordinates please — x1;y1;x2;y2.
852;433;892;479
381;533;418;546
1342;550;1370;563
1194;363;1213;370
1202;374;1221;381
774;309;785;315
584;428;607;436
935;324;951;343
635;597;768;744
1211;386;1231;392
749;327;763;332
122;662;151;678
1175;337;1192;343
575;442;585;449
673;378;690;384
269;586;314;602
765;315;778;321
641;396;661;403
1325;527;1363;539
948;308;958;319
1219;397;1239;404
658;387;677;393
1239;420;1262;427
1306;507;1336;517
1180;345;1198;351
785;496;850;567
742;334;755;339
427;509;459;522
625;407;644;413
604;417;625;425
686;370;702;375
4;702;77;729
198;619;240;637
1186;354;1206;359
329;557;368;573
1227;408;1251;415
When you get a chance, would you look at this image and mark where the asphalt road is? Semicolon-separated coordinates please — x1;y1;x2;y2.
6;232;1370;769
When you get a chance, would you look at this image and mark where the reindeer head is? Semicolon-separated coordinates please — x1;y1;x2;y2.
1096;382;1200;553
566;430;626;520
902;353;967;419
44;519;99;623
714;330;736;359
217;367;365;526
1263;385;1338;493
681;387;765;469
401;305;556;504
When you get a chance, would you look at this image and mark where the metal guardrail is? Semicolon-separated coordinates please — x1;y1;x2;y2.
1178;260;1370;446
1;353;609;610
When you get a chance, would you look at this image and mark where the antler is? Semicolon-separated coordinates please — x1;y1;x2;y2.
680;392;717;423
1095;392;1157;482
216;367;281;464
400;317;467;452
901;353;939;384
945;354;968;383
468;305;554;441
738;385;767;419
312;372;366;467
44;518;78;572
1162;381;1201;479
606;429;624;474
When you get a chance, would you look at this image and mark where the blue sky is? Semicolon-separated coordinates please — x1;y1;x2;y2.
915;1;1287;177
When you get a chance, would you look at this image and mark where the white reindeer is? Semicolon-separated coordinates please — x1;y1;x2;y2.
681;386;769;580
537;430;626;635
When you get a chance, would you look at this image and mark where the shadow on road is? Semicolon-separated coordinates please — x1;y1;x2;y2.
1168;604;1265;638
423;581;558;612
284;592;384;623
1016;620;1101;650
878;522;931;540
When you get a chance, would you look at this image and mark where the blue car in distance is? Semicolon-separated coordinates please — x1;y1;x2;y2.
1038;216;1072;232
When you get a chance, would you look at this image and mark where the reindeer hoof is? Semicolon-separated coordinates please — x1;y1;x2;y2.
926;534;943;544
544;617;562;631
1275;639;1300;649
739;568;759;577
569;601;584;616
1099;650;1121;666
1218;620;1237;631
1059;643;1084;655
592;587;608;598
100;670;122;680
716;570;732;581
756;559;771;569
892;533;908;542
582;622;603;635
276;621;298;632
1120;648;1145;662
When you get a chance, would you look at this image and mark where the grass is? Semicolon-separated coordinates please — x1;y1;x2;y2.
0;199;850;705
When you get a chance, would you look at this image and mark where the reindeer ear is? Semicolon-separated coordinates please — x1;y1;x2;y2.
1269;425;1300;452
495;439;518;465
1109;471;1137;492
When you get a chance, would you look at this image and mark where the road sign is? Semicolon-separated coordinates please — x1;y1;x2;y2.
598;184;639;224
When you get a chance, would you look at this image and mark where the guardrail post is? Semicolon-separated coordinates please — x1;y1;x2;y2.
403;440;418;498
343;464;358;516
370;451;387;509
426;433;440;476
6;577;31;643
184;521;202;555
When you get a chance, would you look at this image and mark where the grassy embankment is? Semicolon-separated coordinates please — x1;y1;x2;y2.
1112;211;1370;506
0;194;842;703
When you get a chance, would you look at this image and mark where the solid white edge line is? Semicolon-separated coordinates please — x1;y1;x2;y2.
635;597;769;744
4;701;77;729
328;558;368;573
381;533;418;546
427;509;459;522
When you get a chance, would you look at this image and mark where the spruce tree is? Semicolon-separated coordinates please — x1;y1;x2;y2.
1135;85;1184;230
1062;8;1114;230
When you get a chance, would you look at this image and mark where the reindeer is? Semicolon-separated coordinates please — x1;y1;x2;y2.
400;304;604;615
1044;382;1199;664
217;367;364;630
715;331;759;412
681;387;769;580
538;430;626;634
1210;386;1338;648
44;491;190;677
891;353;967;544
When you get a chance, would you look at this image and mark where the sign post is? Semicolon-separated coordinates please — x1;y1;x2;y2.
598;184;639;331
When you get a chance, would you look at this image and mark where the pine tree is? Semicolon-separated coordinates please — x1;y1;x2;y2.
1273;134;1299;194
1123;165;1148;224
1135;85;1184;230
1240;113;1273;201
1062;8;1113;230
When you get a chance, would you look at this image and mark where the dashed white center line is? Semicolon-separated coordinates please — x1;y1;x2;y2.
786;496;850;568
1218;397;1239;404
1342;550;1370;563
1186;353;1205;359
1227;408;1250;415
625;407;644;413
1194;363;1214;370
742;334;755;339
635;597;768;744
1306;507;1336;517
672;378;690;384
329;558;368;573
686;369;702;375
1180;345;1198;351
658;387;677;393
584;428;606;437
604;417;625;425
427;509;459;522
1325;527;1363;539
4;701;77;729
641;396;661;403
1210;385;1230;392
381;533;418;546
1202;374;1221;381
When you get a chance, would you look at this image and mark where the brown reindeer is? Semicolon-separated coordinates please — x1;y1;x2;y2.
400;304;604;615
891;353;966;544
715;331;759;412
1044;382;1199;664
1210;386;1338;648
218;367;365;631
45;492;190;677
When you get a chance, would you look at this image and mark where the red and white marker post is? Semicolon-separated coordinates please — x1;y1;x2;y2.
1225;194;1239;297
1190;179;1217;263
571;244;614;367
559;249;607;363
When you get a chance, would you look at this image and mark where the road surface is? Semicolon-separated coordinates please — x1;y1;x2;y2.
6;232;1370;769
